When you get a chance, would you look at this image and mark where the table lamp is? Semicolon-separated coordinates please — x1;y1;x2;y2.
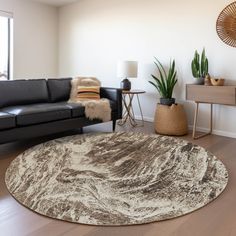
117;61;138;90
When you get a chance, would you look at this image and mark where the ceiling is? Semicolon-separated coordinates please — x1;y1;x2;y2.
31;0;78;7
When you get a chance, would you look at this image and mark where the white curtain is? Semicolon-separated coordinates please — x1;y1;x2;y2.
0;10;13;80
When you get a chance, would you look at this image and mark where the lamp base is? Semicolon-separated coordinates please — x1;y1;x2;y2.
120;78;131;90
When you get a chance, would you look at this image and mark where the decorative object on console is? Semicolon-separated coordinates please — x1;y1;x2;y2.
117;61;138;91
68;77;111;122
216;2;236;48
204;73;212;86
210;78;225;86
154;104;188;136
149;57;177;106
5;132;228;226
191;48;208;85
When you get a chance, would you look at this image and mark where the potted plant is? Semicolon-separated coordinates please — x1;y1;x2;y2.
149;57;177;106
191;48;208;85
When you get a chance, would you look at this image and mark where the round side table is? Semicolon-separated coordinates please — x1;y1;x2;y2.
118;90;146;127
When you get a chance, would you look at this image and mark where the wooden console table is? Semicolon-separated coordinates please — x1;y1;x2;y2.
186;84;236;139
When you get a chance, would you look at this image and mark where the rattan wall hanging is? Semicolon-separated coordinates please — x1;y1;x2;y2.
216;2;236;47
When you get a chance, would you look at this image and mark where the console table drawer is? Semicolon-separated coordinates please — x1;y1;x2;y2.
186;85;236;105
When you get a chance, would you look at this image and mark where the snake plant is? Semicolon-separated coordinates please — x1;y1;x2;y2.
149;57;177;99
191;48;208;78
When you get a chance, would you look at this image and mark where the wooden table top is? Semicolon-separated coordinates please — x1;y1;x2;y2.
122;90;146;94
186;84;236;105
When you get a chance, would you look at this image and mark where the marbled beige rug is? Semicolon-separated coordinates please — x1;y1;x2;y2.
5;132;228;226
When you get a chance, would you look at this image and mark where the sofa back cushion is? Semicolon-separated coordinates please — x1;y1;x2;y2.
0;79;49;108
47;78;72;102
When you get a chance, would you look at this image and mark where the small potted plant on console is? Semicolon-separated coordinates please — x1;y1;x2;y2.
191;48;209;85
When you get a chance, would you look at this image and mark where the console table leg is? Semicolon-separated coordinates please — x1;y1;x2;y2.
192;103;213;140
210;103;213;134
137;94;144;126
193;102;199;139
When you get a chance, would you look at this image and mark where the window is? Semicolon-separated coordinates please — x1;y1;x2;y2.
0;11;13;80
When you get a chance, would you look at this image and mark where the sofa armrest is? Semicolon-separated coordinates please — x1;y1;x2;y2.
100;87;122;119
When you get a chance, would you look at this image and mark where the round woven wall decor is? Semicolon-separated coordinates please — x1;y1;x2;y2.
216;2;236;47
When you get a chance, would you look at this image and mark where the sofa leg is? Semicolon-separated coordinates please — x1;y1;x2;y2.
112;119;116;132
78;127;83;134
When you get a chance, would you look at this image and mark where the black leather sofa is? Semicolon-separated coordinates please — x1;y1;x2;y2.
0;78;122;144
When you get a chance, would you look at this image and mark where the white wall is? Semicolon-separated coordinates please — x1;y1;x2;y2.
0;0;58;79
59;0;236;137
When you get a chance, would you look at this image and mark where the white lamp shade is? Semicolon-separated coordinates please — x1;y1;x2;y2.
117;61;138;78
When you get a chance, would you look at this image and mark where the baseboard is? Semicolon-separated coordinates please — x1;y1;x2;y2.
135;116;154;123
135;115;236;139
188;125;236;139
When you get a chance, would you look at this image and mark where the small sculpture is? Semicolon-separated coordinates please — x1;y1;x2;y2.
210;78;225;86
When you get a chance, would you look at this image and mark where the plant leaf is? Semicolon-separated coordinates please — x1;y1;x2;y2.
151;57;177;99
153;60;167;96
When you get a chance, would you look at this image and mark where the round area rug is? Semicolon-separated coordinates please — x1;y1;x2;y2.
5;132;228;226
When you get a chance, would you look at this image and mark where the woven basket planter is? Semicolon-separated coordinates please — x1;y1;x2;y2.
154;104;188;136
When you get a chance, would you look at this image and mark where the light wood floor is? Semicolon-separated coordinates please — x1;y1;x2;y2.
0;121;236;236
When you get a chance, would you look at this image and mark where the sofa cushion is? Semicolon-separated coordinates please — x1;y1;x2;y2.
0;79;49;108
2;103;71;126
63;102;85;118
0;112;16;130
47;78;72;102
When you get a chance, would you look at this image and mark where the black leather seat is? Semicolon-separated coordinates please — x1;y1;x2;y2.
2;104;71;126
0;112;16;130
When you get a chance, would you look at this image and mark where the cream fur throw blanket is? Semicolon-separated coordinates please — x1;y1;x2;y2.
68;77;111;122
